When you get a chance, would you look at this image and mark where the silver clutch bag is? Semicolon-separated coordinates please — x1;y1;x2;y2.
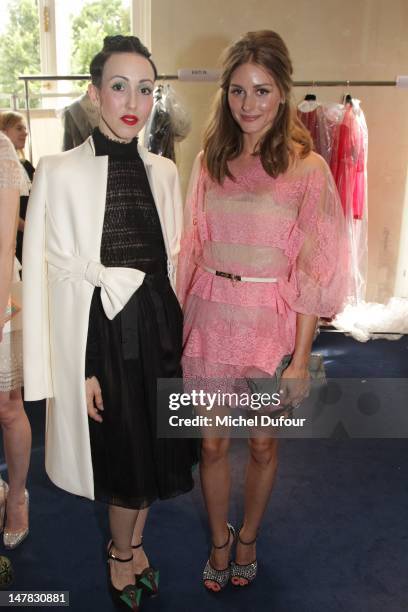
246;353;326;397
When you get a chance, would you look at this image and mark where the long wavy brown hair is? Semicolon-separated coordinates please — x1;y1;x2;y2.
203;30;312;183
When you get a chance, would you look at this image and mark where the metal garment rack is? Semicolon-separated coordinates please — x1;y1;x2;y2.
19;74;405;162
320;328;405;336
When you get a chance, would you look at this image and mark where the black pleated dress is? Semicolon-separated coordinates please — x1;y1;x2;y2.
85;128;196;509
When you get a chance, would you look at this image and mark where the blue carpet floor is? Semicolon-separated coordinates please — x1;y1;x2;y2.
1;332;407;611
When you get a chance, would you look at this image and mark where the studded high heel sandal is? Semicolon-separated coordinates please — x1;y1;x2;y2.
203;523;236;592
107;541;142;610
0;479;8;534
3;489;29;549
132;540;159;596
230;528;258;587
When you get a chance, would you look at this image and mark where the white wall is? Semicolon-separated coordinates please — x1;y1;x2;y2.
394;168;408;297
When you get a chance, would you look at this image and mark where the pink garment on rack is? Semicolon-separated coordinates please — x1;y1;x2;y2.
297;105;332;164
330;104;365;220
177;152;348;389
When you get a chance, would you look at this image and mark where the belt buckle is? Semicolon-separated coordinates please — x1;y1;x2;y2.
230;273;241;287
215;270;241;286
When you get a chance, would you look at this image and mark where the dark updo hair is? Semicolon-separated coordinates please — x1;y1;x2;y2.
90;35;157;88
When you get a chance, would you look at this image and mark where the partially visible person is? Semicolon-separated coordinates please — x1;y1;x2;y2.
0;130;32;549
62;92;99;151
0;111;35;264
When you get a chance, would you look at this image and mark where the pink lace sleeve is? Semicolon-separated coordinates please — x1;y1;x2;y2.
282;156;348;317
176;153;205;307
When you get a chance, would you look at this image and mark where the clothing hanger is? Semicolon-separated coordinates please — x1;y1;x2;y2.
304;80;317;101
154;83;164;99
342;81;353;105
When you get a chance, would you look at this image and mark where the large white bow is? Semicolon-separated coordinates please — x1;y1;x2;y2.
46;253;145;319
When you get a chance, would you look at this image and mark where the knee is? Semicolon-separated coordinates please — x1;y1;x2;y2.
201;439;230;465
0;398;24;427
248;439;278;468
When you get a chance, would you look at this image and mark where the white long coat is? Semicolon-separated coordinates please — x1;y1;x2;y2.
22;136;183;499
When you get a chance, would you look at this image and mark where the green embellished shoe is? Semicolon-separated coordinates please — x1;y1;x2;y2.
132;541;159;596
203;523;236;592
107;541;142;610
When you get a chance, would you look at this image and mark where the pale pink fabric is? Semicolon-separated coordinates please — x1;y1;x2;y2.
177;152;348;384
0;132;30;194
0;132;27;391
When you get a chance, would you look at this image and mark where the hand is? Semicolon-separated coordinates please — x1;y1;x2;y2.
279;362;310;409
85;376;104;423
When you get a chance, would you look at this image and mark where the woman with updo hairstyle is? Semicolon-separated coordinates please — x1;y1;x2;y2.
178;30;348;591
0;111;34;264
23;35;197;609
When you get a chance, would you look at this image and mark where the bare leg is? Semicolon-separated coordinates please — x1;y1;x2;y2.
108;504;139;590
200;436;233;592
131;506;150;574
232;436;279;586
0;388;31;533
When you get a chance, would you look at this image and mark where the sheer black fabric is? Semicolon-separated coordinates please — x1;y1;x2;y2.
85;129;196;508
16;159;35;264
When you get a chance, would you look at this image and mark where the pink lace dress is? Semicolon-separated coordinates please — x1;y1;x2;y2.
177;151;348;391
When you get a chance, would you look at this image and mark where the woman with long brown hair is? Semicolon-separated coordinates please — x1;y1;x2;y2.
178;30;348;591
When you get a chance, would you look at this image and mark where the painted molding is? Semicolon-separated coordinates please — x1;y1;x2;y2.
131;0;151;50
38;0;57;75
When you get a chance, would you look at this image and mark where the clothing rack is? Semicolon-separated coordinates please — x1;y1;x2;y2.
19;73;408;162
320;328;405;336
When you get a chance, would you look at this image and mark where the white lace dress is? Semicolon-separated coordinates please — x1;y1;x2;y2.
0;132;30;391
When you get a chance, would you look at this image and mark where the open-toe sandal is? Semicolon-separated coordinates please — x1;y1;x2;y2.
203;523;235;592
230;528;258;587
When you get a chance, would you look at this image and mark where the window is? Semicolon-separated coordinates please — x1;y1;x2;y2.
0;0;142;162
0;0;132;110
0;0;41;109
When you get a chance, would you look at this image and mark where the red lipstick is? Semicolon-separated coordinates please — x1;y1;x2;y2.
121;115;138;126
